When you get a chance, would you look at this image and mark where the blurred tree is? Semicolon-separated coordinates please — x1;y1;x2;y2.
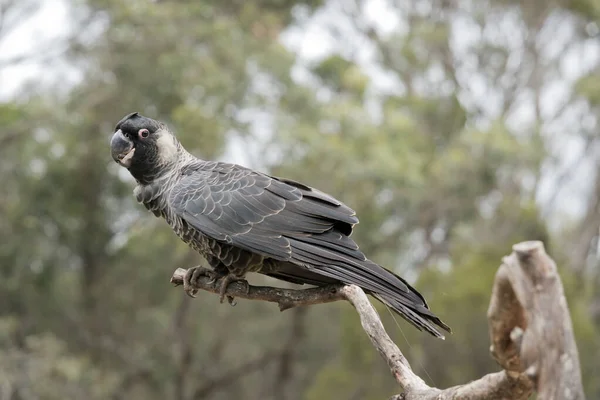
0;0;599;399
268;0;600;397
1;1;333;399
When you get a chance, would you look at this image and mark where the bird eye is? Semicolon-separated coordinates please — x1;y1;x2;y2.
138;128;150;139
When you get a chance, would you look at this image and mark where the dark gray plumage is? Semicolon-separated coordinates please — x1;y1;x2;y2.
110;112;451;339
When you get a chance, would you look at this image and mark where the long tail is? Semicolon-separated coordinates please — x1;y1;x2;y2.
268;248;451;339
370;279;451;339
320;262;451;339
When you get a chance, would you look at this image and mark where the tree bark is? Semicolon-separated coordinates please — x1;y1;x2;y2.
487;241;584;400
171;240;584;399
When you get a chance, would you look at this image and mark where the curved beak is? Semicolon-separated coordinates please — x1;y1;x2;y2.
110;129;135;167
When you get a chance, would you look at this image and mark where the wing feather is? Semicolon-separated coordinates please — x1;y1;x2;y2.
169;161;450;338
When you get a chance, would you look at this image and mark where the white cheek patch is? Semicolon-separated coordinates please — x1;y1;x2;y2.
156;132;178;163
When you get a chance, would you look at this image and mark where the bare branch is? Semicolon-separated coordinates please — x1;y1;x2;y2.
170;268;345;311
488;241;585;399
340;285;435;396
170;240;584;400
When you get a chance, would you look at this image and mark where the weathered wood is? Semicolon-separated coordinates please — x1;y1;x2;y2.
170;267;345;311
487;241;585;400
171;240;585;400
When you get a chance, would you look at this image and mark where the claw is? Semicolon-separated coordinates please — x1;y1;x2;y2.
217;274;248;305
182;267;248;305
227;296;237;306
183;268;198;298
182;266;218;298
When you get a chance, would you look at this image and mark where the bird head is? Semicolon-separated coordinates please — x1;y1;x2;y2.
110;112;180;183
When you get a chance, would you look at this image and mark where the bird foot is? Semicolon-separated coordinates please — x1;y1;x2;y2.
182;266;219;298
217;274;249;306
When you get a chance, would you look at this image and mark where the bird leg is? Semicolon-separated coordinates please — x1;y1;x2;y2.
217;274;249;306
182;266;219;298
179;266;248;304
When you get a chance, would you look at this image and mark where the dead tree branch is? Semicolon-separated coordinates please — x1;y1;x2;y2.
170;241;584;400
170;268;345;311
487;241;584;399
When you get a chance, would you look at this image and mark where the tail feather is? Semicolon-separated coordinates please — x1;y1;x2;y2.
266;236;451;339
372;293;451;339
315;264;451;339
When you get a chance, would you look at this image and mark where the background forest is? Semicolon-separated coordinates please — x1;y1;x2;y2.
1;0;600;399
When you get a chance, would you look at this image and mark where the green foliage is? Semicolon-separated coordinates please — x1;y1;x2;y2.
576;72;600;107
570;0;600;20
313;55;368;96
0;317;119;399
1;0;599;399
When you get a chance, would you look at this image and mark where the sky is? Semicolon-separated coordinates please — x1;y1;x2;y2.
1;0;598;226
0;0;72;99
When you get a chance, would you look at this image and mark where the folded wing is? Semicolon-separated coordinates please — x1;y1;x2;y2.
169;162;450;338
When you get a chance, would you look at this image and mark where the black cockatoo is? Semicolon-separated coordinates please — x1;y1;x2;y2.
110;112;451;338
